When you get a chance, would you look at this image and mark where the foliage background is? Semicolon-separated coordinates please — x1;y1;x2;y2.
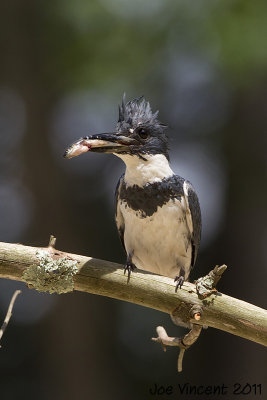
0;1;266;399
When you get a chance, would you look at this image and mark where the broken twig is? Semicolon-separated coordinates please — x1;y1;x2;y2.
195;264;227;298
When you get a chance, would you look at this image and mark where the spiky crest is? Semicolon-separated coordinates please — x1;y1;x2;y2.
117;94;160;131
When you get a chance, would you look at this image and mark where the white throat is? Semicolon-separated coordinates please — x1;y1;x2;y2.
115;153;174;187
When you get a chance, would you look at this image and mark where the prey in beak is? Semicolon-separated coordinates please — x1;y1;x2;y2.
64;133;138;159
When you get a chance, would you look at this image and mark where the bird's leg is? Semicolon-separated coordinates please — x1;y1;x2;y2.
124;252;136;282
174;268;185;292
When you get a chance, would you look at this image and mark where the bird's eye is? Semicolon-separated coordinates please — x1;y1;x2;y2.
137;128;149;139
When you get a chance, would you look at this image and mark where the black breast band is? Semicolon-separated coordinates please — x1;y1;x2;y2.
119;175;184;217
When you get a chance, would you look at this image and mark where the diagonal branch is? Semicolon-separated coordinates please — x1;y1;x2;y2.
0;241;266;346
0;290;21;347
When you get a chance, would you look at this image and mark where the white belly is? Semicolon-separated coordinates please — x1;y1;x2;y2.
120;199;192;279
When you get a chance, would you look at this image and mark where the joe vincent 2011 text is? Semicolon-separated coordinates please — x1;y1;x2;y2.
149;382;262;396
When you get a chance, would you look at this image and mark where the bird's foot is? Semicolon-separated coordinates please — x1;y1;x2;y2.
174;275;185;292
124;261;136;282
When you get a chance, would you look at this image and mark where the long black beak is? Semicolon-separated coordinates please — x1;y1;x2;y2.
64;133;138;159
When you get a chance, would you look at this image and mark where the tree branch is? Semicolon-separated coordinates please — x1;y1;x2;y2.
0;241;266;347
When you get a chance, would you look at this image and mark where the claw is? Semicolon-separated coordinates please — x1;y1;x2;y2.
174;275;185;292
124;262;136;282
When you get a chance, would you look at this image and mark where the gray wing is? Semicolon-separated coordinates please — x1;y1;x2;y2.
183;180;202;267
115;174;126;253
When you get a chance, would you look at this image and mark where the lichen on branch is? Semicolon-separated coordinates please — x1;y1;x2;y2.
22;250;78;294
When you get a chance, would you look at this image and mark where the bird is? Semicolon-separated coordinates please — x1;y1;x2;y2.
64;95;201;290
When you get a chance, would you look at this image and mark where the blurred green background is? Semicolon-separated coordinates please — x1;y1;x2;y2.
0;1;266;399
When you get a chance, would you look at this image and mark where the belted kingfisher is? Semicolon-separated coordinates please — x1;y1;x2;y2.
64;95;201;290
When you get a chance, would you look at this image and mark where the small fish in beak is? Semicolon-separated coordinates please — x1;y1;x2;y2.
64;137;120;159
64;133;139;159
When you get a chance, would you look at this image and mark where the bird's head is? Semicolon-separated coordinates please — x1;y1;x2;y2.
64;95;169;161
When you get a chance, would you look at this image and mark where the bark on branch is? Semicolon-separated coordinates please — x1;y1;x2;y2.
0;241;266;347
